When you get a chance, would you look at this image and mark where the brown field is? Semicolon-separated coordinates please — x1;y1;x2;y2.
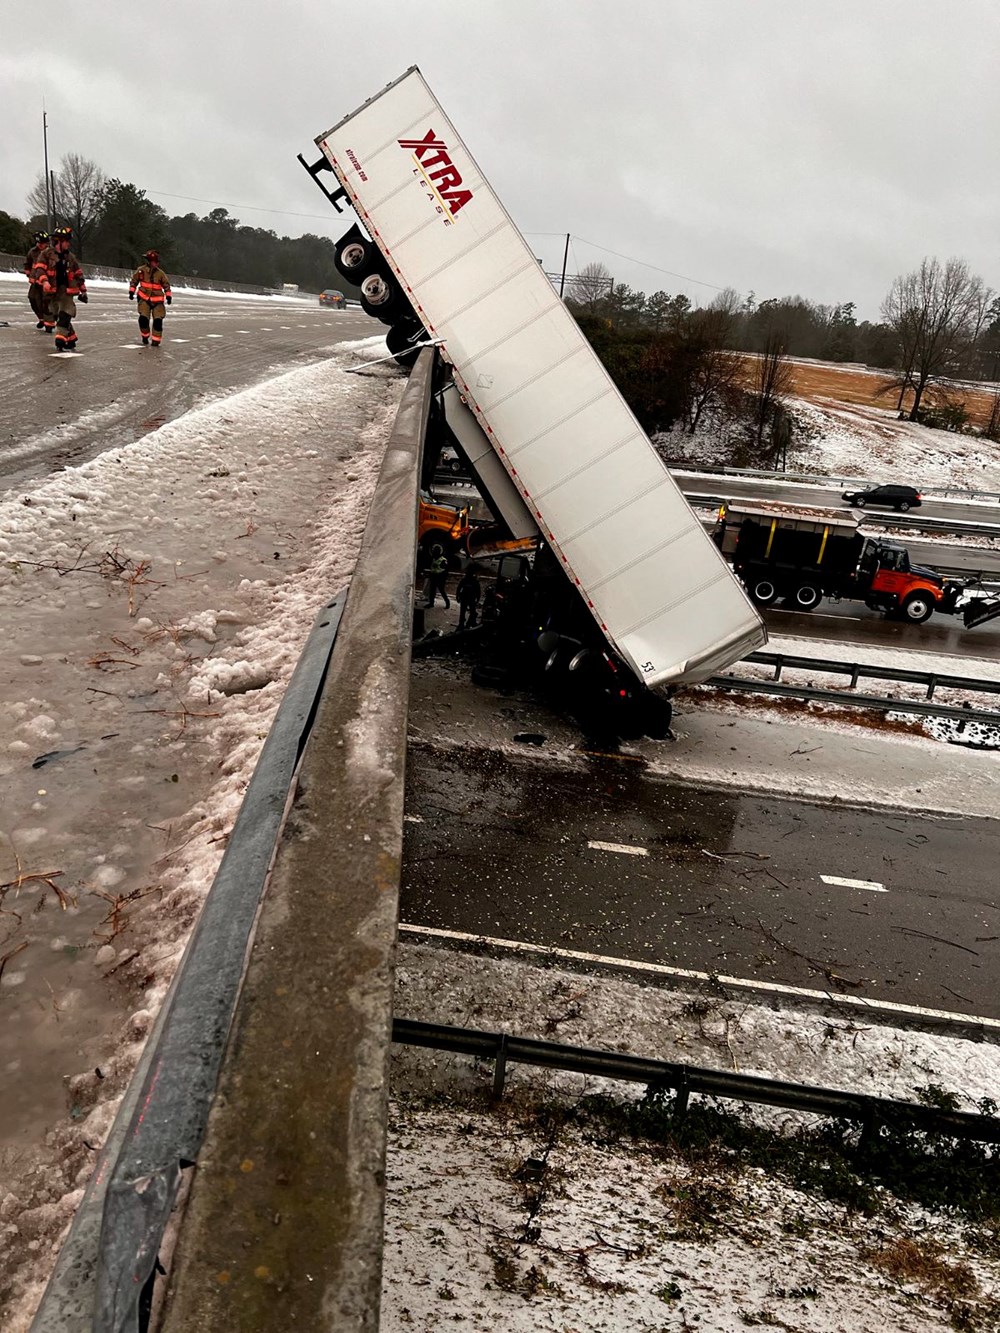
782;360;997;429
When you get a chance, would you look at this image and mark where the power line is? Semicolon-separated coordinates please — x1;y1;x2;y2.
147;190;339;225
571;234;729;293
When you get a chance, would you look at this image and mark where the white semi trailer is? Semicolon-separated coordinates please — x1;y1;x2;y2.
301;68;765;734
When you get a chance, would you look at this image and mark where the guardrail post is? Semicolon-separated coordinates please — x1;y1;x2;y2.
673;1074;690;1120
155;350;433;1333
850;664;861;689
493;1034;509;1100
773;659;783;682
925;674;936;700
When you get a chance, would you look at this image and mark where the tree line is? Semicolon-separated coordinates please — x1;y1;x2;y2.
566;257;999;458
0;153;355;294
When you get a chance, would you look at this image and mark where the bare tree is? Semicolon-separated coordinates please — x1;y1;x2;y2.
26;154;106;257
750;328;793;456
565;261;613;315
682;289;741;435
880;257;993;420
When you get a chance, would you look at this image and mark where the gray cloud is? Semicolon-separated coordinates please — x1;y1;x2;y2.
1;0;996;319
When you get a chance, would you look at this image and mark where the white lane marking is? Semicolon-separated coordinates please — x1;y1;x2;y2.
404;814;423;824
237;329;251;334
260;326;272;331
399;923;1000;1029
204;333;223;338
821;874;886;892
587;840;648;857
171;338;190;343
49;351;83;358
280;325;291;329
120;344;144;349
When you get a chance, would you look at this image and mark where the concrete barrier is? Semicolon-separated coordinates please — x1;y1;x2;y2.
155;350;430;1332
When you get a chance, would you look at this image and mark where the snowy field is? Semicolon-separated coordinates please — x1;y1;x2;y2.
383;942;1000;1332
660;395;1000;494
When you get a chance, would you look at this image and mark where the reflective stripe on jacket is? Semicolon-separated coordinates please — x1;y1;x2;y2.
31;246;87;297
129;265;172;304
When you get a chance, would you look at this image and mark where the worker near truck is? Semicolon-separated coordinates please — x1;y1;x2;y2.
23;230;49;329
423;545;451;610
32;226;88;350
456;566;481;630
129;250;172;346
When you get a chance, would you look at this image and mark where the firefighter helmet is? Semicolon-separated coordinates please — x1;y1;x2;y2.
145;249;160;264
33;230;49;244
52;226;73;243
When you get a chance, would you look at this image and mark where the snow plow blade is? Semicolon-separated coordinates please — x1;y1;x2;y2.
964;597;1000;629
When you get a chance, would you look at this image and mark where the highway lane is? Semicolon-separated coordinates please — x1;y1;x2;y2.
673;472;1000;529
0;284;375;493
401;744;1000;1021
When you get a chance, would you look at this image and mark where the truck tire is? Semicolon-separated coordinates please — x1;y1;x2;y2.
335;236;372;282
901;592;934;623
748;578;779;607
360;273;405;322
386;320;424;367
792;583;822;611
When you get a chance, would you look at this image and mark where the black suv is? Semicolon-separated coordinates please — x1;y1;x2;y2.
841;484;922;512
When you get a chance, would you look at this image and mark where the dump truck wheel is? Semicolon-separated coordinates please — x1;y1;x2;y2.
901;592;934;623
792;583;822;611
749;578;779;607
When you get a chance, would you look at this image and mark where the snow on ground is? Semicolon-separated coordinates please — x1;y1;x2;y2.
0;269;324;304
788;399;1000;493
658;394;1000;495
383;941;1000;1332
0;336;402;1330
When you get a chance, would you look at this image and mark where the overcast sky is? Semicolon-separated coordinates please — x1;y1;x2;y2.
1;0;996;320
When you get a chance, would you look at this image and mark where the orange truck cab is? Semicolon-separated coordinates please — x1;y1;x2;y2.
417;492;470;562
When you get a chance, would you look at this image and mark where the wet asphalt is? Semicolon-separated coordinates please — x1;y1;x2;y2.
401;743;1000;1020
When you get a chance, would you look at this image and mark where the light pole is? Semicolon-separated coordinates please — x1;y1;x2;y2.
43;108;52;232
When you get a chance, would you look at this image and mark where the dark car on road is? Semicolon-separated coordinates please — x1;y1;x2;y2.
841;483;922;512
319;289;346;308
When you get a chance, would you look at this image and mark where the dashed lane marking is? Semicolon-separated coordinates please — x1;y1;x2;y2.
204;333;223;339
49;351;83;358
821;874;887;892
171;338;190;343
587;840;648;857
399;923;1000;1031
237;330;252;334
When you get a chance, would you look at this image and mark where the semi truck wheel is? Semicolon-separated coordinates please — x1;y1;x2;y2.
360;273;406;321
901;592;934;623
749;578;779;606
335;235;372;282
792;584;822;611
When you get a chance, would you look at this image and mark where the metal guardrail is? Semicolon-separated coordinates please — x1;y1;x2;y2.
707;675;1000;726
743;650;1000;700
394;1018;1000;1142
30;595;348;1332
667;461;1000;504
684;491;1000;540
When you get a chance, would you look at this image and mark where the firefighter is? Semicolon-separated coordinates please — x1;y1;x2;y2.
23;230;49;329
32;225;88;351
128;250;172;346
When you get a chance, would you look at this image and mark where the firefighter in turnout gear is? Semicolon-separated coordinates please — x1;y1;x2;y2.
23;231;49;329
32;226;88;350
129;251;172;346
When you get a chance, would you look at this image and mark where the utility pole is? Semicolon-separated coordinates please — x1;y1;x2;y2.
558;233;570;299
43;107;52;232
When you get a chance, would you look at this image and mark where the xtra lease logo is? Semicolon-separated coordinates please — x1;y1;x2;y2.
399;129;473;220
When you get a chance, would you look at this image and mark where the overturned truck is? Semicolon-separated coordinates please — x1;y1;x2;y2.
301;67;766;736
